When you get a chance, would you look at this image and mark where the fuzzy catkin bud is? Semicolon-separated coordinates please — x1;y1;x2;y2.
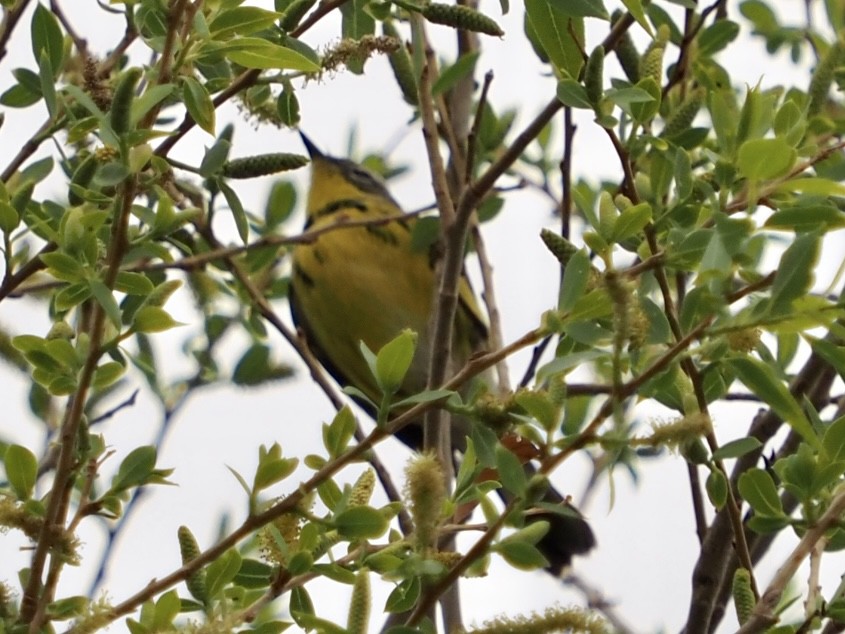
639;25;669;85
539;229;578;266
662;88;705;137
222;153;308;178
382;22;418;106
405;453;446;551
584;45;605;108
177;526;208;604
346;569;371;634
421;3;504;36
732;568;755;625
349;469;375;506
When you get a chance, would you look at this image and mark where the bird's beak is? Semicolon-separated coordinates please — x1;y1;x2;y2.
299;132;324;159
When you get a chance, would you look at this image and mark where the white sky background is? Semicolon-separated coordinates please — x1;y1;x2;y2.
1;1;843;632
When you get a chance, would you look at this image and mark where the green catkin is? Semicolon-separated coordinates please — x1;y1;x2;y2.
597;190;616;239
280;0;317;31
732;567;755;625
539;228;578;266
349;469;375;506
69;154;98;205
808;39;844;116
404;453;446;551
611;10;640;83
421;3;504;37
584;45;605;108
346;569;371;634
662;87;705;137
382;21;418;106
177;526;208;604
109;67;142;135
639;24;669;85
221;153;308;178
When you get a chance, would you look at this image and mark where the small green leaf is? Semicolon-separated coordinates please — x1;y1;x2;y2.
385;578;420;613
217;38;321;71
218;180;248;243
132;306;182;333
88;279;122;328
209;6;282;39
335;506;389;540
374;329;417;395
111;446;157;491
823;415;845;464
494;444;527;496
432;52;480;97
31;4;64;76
555;78;591;108
737;138;796;181
495;540;549;570
324;406;357;459
712;437;762;461
737;468;784;517
728;357;819;448
205;549;243;598
769;232;819;314
182;77;216;135
4;444;37;500
93;361;126;389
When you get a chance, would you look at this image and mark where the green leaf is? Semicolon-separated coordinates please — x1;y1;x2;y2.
334;505;389;540
88;279;122;329
712;437;762;461
132;306;183;333
555;78;592;109
115;272;155;295
737;138;796;181
728;357;819;448
611;202;651;242
374;329;417;395
524;0;585;77
545;0;608;19
217;38;321;71
205;549;243;598
620;0;651;35
823;415;845;464
46;596;89;621
111;446;157;491
31;4;63;77
324;406;357;459
209;7;282;39
4;444;37;500
200;139;231;177
0;200;20;233
182;77;216;135
385;578;420;613
218;180;249;243
697;20;739;56
38;51;57;119
558;249;591;312
432;52;480;97
92;361;126;389
495;540;549;570
737;468;784;517
765;203;845;232
277;82;300;127
494;443;527;496
769;232;819;314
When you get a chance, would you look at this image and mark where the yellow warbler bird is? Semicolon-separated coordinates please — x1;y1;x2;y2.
289;133;595;572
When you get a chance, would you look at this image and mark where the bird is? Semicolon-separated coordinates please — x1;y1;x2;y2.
288;132;595;573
